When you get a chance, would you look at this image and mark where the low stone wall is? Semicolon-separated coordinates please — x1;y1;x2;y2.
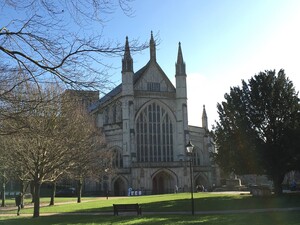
226;179;241;187
250;185;272;196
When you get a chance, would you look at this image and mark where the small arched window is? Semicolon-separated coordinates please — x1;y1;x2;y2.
116;102;122;122
104;108;109;125
113;149;123;168
113;105;117;123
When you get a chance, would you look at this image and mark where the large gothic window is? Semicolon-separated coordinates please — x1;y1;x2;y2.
136;102;174;162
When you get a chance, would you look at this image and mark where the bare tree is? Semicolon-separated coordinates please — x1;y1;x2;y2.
0;0;147;135
49;95;112;205
60;93;113;203
0;135;10;207
0;72;44;136
5;84;69;217
4;83;110;217
0;1;143;217
1;0;144;89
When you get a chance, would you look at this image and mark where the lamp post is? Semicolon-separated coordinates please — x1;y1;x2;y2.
186;140;194;215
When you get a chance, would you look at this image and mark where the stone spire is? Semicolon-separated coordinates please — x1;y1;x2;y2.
121;36;134;168
175;41;187;99
176;42;186;76
122;36;133;72
175;41;188;156
150;31;156;62
122;36;134;97
202;105;208;129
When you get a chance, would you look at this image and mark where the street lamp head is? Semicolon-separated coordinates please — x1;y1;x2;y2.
186;140;194;155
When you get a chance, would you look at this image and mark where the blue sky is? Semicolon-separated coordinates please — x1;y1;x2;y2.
101;0;300;129
3;0;300;129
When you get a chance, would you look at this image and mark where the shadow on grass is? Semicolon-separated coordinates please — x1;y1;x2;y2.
65;192;300;214
1;212;300;225
2;193;300;216
1;193;300;225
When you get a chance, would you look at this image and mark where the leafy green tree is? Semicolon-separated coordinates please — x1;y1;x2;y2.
213;70;300;195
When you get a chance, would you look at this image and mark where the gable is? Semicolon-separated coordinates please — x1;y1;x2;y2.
134;61;175;93
90;59;176;113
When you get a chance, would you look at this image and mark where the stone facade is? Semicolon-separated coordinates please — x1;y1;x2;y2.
89;33;220;195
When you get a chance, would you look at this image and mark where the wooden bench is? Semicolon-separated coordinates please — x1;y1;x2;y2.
113;203;142;215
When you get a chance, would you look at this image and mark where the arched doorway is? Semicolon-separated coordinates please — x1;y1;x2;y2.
113;177;127;196
152;170;176;194
195;173;209;191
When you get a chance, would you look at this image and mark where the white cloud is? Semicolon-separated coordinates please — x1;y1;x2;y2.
187;72;230;129
186;8;300;130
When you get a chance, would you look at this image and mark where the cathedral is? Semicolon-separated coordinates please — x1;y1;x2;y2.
89;33;220;195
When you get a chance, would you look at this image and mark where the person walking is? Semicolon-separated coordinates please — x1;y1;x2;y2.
15;192;23;216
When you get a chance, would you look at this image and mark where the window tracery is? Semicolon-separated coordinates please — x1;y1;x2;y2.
136;102;174;162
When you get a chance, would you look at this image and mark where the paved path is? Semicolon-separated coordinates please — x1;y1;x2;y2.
0;197;107;211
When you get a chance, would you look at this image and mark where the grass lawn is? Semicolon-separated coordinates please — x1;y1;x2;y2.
1;192;300;225
1;212;300;225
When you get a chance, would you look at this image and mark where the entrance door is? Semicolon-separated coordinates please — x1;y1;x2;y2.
152;171;175;194
195;175;209;191
114;178;126;196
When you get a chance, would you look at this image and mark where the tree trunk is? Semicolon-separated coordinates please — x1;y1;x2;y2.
273;174;284;195
20;180;25;208
33;181;41;218
77;179;83;203
30;181;35;203
49;182;56;206
1;177;5;207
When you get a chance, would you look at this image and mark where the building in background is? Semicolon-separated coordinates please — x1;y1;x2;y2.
88;33;220;195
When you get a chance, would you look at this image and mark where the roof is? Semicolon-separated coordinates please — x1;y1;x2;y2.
89;62;151;112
